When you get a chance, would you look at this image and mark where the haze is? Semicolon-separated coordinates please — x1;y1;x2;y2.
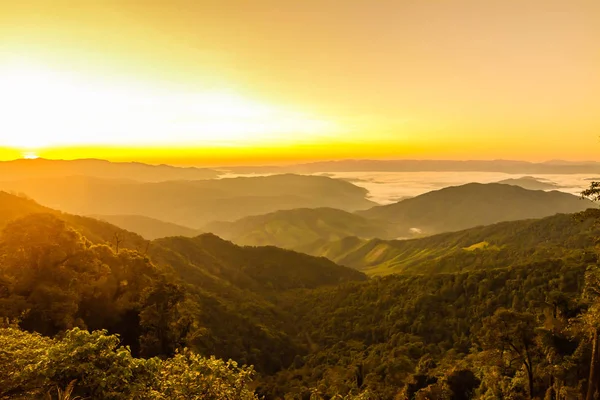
5;2;600;398
1;0;599;164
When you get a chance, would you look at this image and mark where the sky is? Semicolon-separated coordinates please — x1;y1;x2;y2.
0;0;599;165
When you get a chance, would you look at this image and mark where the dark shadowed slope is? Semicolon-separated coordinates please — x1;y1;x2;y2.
0;158;219;181
358;183;593;236
204;207;396;250
0;174;376;227
91;214;202;240
152;233;366;291
299;210;600;275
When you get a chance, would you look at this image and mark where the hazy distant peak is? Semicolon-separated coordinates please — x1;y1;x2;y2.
224;159;600;174
496;176;561;191
0;158;220;182
358;182;593;236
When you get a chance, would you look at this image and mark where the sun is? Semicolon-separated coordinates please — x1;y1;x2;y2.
0;61;337;151
22;151;40;160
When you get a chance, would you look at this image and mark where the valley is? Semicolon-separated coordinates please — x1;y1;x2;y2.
2;160;600;398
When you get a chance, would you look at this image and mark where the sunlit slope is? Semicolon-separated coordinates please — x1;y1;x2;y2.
0;174;376;227
358;183;593;236
205;207;396;250
299;210;600;275
0;191;152;251
0;191;52;221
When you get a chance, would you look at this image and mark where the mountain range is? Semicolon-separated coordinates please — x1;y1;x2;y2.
2;185;600;398
298;210;600;275
0;191;365;374
0;158;220;181
358;182;592;236
205;207;397;249
201;183;593;251
0;174;375;227
225;159;600;174
495;176;562;190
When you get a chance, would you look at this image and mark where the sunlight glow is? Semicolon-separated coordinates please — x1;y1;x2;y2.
0;63;338;150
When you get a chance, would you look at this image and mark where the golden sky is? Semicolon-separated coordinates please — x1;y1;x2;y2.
0;0;599;165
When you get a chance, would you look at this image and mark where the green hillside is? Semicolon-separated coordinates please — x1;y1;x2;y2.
4;191;600;398
265;258;590;398
300;210;600;275
359;182;593;236
205;207;396;250
0;192;365;376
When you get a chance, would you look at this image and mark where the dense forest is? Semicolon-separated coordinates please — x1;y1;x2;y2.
299;210;600;275
2;190;600;399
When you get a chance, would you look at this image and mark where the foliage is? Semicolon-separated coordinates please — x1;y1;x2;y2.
206;207;397;250
0;326;257;399
4;190;600;398
302;211;600;275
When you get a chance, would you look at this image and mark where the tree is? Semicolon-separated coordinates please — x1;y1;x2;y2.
575;265;600;400
580;183;600;399
0;325;258;399
478;308;539;399
139;281;191;358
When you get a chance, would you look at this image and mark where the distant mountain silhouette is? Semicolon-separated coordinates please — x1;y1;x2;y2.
358;183;593;236
205;207;396;250
0;174;376;227
225;159;600;174
0;158;219;181
496;176;561;190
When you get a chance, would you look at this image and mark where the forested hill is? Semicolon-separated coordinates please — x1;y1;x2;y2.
5;190;600;398
151;233;366;291
204;207;397;249
358;182;593;236
298;210;600;275
266;258;591;398
198;184;593;253
0;191;365;375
